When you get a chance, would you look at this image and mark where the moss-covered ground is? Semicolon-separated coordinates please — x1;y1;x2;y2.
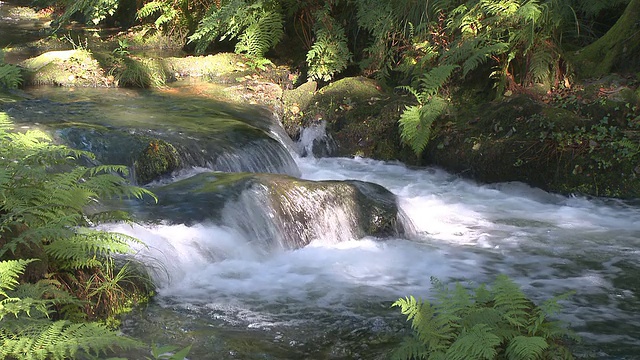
426;76;640;198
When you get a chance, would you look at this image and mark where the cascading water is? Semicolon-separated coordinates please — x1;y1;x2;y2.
296;120;337;158
112;154;640;359
211;138;300;176
7;87;301;178
8;86;640;359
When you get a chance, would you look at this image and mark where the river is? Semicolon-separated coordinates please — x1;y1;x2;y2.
2;70;638;360
88;101;639;359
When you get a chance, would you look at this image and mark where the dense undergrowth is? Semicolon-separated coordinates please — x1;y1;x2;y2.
19;0;636;155
0;108;194;358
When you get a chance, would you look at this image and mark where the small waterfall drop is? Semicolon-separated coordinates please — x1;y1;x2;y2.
221;181;361;249
297;121;337;158
210;137;301;177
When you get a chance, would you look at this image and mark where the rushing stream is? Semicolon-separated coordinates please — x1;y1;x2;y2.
4;84;640;359
114;157;640;360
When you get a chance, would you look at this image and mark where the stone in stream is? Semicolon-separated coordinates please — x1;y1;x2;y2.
138;172;412;251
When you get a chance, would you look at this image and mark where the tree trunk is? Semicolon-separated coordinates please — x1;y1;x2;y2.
572;0;640;77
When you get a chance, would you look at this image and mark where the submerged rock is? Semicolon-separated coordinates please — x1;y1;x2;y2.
140;172;409;251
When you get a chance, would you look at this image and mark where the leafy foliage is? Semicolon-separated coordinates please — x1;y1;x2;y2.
56;0;120;25
0;112;156;358
0;51;23;90
392;275;577;360
189;0;284;58
393;0;579;156
305;7;352;82
0;320;140;360
398;65;457;156
0;64;23;90
136;0;211;39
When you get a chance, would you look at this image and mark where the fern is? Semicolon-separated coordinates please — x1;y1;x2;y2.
461;42;510;77
0;260;35;294
416;65;458;100
0;63;23;89
0;320;140;359
137;0;166;20
235;8;284;58
444;324;501;360
399;96;448;157
393;275;576;360
189;0;284;59
0;113;154;358
45;230;141;270
306;23;352;82
492;274;530;329
505;335;548;359
56;0;120;25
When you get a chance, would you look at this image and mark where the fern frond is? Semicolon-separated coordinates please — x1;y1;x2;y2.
0;260;35;293
417;65;458;100
393;295;424;324
528;44;555;84
391;335;429;360
393;293;458;352
136;1;166;20
394;276;576;359
462;42;509;77
0;320;140;360
44;230;140;270
399;96;448;156
1;280;77;320
0;63;23;89
235;10;284;58
306;18;352;82
189;0;244;53
444;323;501;360
462;307;504;330
505;335;548;360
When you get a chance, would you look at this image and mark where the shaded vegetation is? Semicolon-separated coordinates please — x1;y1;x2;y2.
0;111;156;358
393;275;577;359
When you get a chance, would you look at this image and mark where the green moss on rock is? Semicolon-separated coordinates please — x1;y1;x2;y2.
425;91;640;199
164;53;246;79
285;76;411;160
22;50;108;86
134;139;181;185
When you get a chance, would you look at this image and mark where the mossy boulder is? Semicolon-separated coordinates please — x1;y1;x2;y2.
426;88;640;198
21;50;109;86
54;125;182;184
140;172;408;250
134;139;182;184
163;53;246;79
19;50;253;89
283;76;413;160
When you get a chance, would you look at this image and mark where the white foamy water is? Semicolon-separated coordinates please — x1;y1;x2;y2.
113;155;640;358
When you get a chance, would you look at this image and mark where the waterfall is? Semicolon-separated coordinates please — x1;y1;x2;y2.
220;181;361;250
137;172;408;252
297;121;337;158
212;138;301;177
18;86;640;359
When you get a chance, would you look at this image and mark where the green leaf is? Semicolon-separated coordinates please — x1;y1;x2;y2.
505;335;548;360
